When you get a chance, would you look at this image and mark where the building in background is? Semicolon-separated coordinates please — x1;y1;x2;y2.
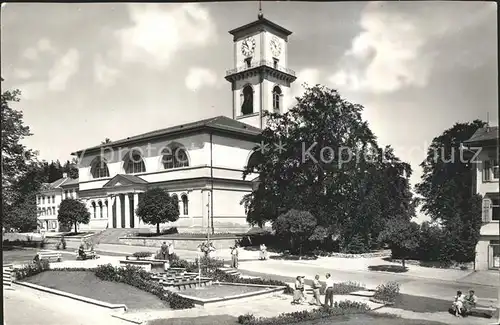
36;173;79;232
465;125;499;270
39;13;296;234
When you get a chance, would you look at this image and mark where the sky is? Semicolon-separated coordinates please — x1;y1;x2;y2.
1;1;498;222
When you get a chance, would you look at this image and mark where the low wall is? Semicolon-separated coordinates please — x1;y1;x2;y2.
118;237;239;251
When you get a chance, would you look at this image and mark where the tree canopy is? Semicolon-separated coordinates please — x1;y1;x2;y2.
58;198;91;233
241;85;415;252
136;188;180;234
415;120;486;262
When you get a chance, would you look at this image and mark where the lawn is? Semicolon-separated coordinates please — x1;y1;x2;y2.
3;246;75;265
23;271;168;310
146;313;448;325
392;294;451;313
181;284;270;299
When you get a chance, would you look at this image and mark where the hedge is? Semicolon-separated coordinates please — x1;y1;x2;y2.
238;301;370;324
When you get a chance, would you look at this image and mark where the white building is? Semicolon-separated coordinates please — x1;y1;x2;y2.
38;13;297;233
36;173;79;232
465;126;499;270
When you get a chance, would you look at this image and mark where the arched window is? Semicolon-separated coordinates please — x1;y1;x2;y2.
171;194;179;213
162;146;189;169
181;194;188;215
91;157;110;179
124;151;146;174
91;201;96;219
272;86;282;113
98;201;104;218
241;85;254;115
246;151;261;172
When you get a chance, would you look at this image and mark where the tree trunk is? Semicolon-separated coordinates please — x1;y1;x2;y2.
156;223;160;234
402;258;406;268
74;222;77;233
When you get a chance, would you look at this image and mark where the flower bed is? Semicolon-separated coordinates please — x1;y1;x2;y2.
237;301;370;324
370;281;400;305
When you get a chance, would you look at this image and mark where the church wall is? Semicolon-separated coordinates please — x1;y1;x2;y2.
210;135;256;170
235;30;264;66
263;30;287;68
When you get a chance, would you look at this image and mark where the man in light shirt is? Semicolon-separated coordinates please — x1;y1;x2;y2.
324;273;334;307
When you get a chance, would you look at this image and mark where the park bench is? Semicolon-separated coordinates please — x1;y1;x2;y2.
75;249;98;260
448;298;496;318
34;251;62;262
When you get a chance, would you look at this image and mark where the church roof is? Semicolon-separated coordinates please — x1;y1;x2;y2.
41;176;79;191
102;174;148;188
464;126;498;146
229;16;292;40
72;116;262;155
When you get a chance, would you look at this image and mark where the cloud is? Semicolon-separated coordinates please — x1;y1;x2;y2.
184;67;217;91
329;2;496;94
115;3;216;69
94;55;120;87
13;69;32;80
47;48;80;91
17;81;46;101
285;68;320;108
22;38;56;61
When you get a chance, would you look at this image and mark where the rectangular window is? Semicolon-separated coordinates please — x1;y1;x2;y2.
273;58;279;69
483;159;499;181
492;198;500;221
245;57;251;68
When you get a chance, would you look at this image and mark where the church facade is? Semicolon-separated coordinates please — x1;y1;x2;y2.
37;14;297;234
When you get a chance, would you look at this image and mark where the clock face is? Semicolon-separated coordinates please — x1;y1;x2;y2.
241;37;256;57
270;36;282;57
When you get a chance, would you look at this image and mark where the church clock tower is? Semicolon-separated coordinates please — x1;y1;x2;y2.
225;10;297;129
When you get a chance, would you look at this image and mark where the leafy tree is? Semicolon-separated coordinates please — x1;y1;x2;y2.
415;121;485;262
378;219;420;268
241;85;415;251
273;210;321;255
5;192;38;232
63;158;79;178
58;198;91;233
136;188;180;234
1;87;37;206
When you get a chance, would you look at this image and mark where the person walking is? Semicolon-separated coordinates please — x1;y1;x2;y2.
292;276;306;304
324;273;334;307
309;274;322;305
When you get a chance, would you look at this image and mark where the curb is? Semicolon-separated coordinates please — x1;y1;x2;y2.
13;281;128;311
111;314;143;324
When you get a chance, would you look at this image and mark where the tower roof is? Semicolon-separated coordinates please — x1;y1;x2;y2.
229;17;292;41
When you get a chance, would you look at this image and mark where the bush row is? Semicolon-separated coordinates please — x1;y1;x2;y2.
94;264;195;309
3;239;47;248
13;259;50;280
238;301;370;325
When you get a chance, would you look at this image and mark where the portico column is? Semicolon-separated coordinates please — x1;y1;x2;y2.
73;189;77;199
133;193;139;228
124;194;131;228
116;195;122;228
107;197;114;228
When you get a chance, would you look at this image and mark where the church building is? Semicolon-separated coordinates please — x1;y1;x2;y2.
37;12;297;234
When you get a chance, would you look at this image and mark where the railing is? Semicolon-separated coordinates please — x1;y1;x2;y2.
226;60;296;77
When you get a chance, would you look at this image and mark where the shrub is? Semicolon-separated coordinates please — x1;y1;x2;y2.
13;259;50;280
373;281;400;303
132;251;153;258
343;235;367;254
238;301;369;324
238;314;256;324
94;264;195;310
332;281;365;295
198;256;224;273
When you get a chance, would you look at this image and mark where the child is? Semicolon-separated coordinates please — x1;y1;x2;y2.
452;290;465;317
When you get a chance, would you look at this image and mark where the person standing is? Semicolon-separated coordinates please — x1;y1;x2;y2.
160;241;168;260
231;245;239;268
167;242;175;260
324;273;334;307
309;274;322;305
463;289;477;314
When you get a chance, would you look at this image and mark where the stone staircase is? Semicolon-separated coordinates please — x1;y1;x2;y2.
93;228;145;244
219;267;241;277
